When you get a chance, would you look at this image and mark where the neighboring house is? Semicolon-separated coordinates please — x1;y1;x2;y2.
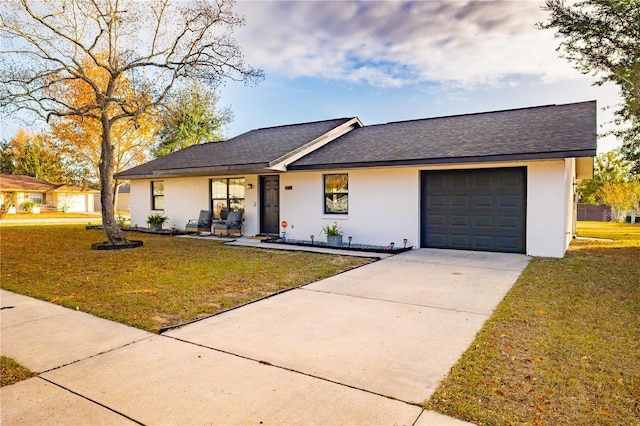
116;101;597;258
116;183;131;213
93;183;131;213
0;174;98;213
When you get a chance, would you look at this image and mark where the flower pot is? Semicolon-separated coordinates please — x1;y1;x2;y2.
327;235;343;247
32;206;40;214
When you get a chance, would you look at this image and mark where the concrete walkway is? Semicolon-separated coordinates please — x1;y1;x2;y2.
1;249;529;425
179;234;395;258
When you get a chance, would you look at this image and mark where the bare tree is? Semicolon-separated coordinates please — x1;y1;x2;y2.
0;0;262;245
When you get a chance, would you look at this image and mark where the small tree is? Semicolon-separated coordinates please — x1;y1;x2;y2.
154;81;232;158
0;141;16;174
578;150;640;218
9;129;69;183
49;55;160;207
596;181;640;220
1;0;262;246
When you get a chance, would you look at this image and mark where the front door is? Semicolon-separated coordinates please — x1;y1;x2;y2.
260;175;280;235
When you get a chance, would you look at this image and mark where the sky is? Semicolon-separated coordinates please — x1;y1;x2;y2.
0;0;623;153
217;0;621;153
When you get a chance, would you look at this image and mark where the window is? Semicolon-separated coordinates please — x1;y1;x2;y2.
324;174;348;214
151;181;164;210
211;177;245;219
27;193;44;204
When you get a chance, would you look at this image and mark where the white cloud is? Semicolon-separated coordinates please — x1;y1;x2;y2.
234;0;579;88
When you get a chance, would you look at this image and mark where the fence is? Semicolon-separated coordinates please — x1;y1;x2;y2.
577;204;612;222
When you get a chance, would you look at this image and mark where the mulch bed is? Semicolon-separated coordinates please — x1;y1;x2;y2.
263;237;413;254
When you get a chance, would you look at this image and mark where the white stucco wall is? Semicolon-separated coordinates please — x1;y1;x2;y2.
526;160;574;257
283;161;574;257
565;158;577;247
280;168;420;248
128;158;577;257
129;175;259;233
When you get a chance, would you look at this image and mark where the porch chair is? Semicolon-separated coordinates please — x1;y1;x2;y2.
185;210;213;235
213;210;243;237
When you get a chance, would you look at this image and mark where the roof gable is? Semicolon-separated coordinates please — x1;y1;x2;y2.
116;118;358;178
289;101;597;169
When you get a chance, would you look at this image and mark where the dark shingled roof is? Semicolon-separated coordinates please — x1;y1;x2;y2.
116;102;597;178
116;118;355;178
288;101;597;170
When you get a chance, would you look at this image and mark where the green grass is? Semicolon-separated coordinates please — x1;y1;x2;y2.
1;211;103;219
426;222;640;425
1;356;36;387
0;226;372;333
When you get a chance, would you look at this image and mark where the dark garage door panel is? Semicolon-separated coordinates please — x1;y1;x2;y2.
421;168;526;253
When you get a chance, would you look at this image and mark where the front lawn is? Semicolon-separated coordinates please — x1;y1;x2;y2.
0;226;372;333
426;222;640;425
2;211;103;219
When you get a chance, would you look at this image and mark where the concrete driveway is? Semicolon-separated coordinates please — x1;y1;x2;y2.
1;248;529;425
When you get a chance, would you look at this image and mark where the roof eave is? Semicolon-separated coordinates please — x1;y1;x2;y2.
116;163;273;179
287;149;597;171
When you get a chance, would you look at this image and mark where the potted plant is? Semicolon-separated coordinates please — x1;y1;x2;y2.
147;213;169;232
322;222;343;247
21;200;35;213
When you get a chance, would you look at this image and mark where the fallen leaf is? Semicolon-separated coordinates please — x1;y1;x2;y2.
535;357;543;363
507;345;514;351
496;388;505;396
537;405;545;411
539;310;547;316
601;411;611;417
533;419;542;425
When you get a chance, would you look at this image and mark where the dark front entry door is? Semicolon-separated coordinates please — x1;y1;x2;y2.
260;175;280;235
420;167;527;253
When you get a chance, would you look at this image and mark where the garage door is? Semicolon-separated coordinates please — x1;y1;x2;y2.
420;167;526;253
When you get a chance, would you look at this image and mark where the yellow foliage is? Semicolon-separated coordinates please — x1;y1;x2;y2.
47;56;159;179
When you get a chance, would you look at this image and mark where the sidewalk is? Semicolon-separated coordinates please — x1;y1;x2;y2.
0;289;471;425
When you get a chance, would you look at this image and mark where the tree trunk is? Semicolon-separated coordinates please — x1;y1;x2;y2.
100;114;127;245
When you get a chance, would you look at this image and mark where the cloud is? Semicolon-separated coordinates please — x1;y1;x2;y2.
233;0;577;88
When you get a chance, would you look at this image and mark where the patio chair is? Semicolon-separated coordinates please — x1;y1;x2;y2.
213;210;243;237
185;210;213;235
